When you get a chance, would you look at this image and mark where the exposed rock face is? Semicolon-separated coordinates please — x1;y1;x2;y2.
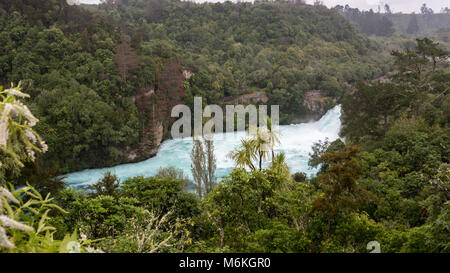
303;90;335;117
124;61;186;163
122;120;164;162
148;121;164;155
127;151;137;161
132;86;154;102
182;70;194;80
123;87;333;163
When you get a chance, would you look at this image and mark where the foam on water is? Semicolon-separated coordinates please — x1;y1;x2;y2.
63;105;342;188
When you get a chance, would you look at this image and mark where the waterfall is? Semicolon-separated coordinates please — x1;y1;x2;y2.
63;105;342;188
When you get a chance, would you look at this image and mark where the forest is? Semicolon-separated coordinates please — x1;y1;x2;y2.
0;0;449;253
336;3;450;38
0;0;391;176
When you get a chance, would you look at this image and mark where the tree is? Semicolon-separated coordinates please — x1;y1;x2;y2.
293;172;307;182
254;128;270;171
420;3;433;15
0;83;47;185
100;0;120;9
308;138;346;171
228;119;280;171
291;0;306;5
191;139;206;199
312;146;373;241
201;167;292;251
156;166;190;191
416;38;449;72
119;210;191;253
269;152;290;179
156;60;185;123
391;49;428;81
406;15;419;35
308;138;332;169
87;171;120;197
228;138;257;171
0;184;93;252
120;176;199;219
339;6;394;36
113;39;140;80
229;133;269;171
341;81;406;142
379;16;394;36
191;138;217;199
0;82;88;253
313;0;323;6
204;139;217;195
79;29;91;52
146;0;166;23
266;117;280;160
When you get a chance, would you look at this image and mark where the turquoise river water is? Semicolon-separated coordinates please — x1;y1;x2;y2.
63;105;342;188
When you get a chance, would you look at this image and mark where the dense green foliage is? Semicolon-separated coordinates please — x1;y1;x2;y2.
0;0;186;177
0;84;92;253
51;176;197;252
0;0;139;174
339;38;449;252
0;0;391;181
46;36;450;251
335;5;395;37
94;0;388;119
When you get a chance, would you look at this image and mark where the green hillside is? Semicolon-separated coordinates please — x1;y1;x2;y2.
0;0;388;176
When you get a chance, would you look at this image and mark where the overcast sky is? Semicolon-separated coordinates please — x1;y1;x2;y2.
76;0;449;13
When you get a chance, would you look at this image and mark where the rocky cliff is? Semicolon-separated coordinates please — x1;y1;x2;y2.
303;90;336;119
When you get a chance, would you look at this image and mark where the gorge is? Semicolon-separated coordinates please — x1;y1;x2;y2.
63;105;342;188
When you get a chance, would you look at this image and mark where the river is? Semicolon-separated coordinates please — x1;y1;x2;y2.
63;105;342;188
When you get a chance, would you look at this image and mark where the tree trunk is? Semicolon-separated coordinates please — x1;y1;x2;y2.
259;152;262;171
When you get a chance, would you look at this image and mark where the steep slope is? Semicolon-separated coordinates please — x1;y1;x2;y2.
0;0;183;177
93;0;390;121
0;0;388;178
